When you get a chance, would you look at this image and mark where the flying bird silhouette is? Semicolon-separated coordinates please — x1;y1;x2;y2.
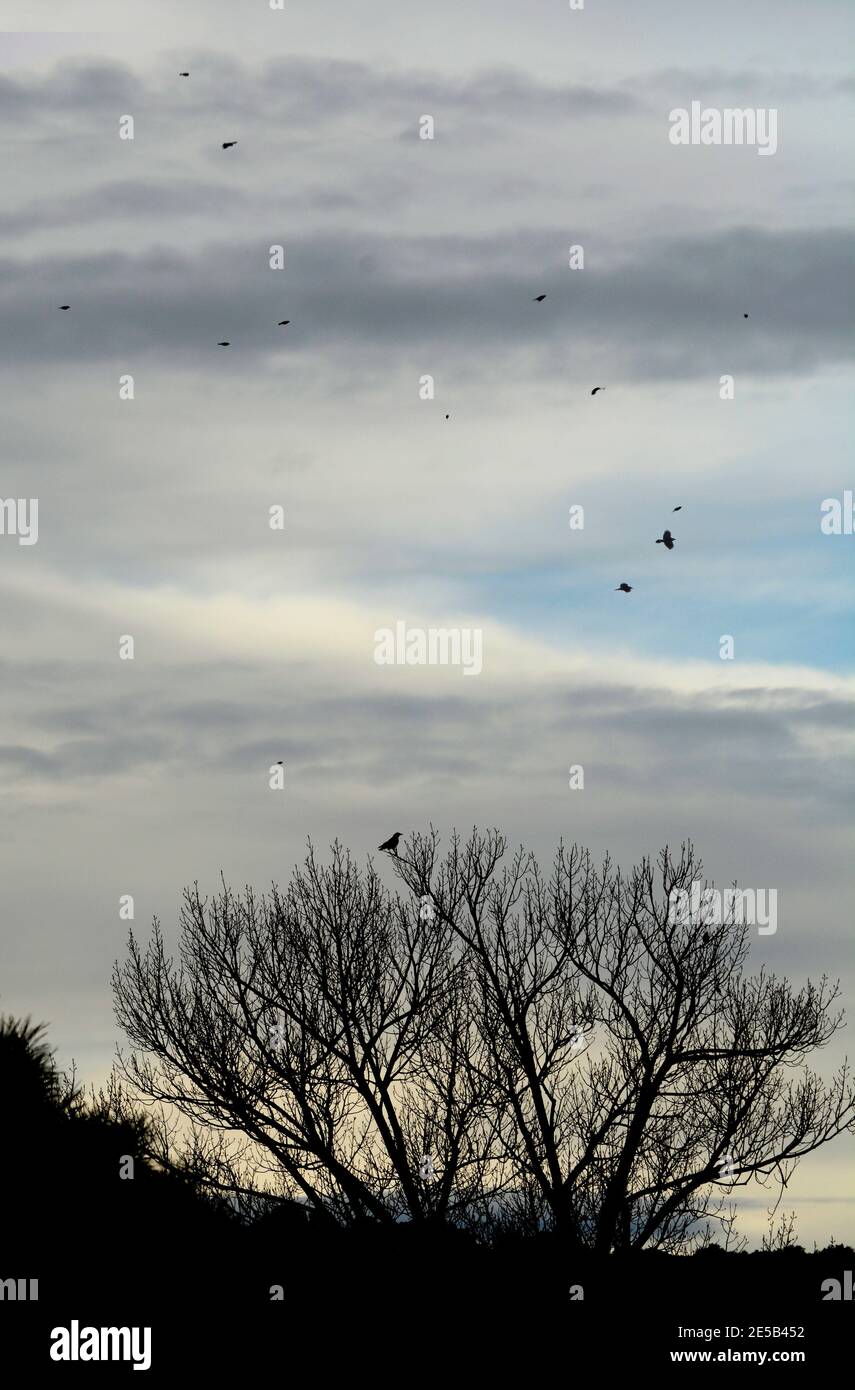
59;305;70;310
615;583;633;593
673;505;682;512
591;386;605;396
743;312;749;318
278;320;290;326
533;294;547;302
222;141;238;149
217;341;230;347
179;72;190;77
378;832;402;854
656;530;675;550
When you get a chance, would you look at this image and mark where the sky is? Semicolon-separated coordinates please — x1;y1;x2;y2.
0;1;853;1246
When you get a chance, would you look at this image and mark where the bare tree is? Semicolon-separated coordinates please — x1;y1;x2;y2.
392;829;855;1251
113;830;855;1251
113;842;494;1228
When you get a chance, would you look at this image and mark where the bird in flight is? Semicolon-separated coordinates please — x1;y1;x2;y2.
591;386;605;396
673;505;682;512
222;141;238;149
615;583;633;593
656;529;675;550
378;832;402;854
179;72;190;77
217;340;230;347
59;305;70;310
743;312;749;319
278;320;290;326
533;294;547;302
445;414;450;420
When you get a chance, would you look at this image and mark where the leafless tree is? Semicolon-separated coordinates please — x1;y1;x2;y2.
113;830;854;1251
762;1210;800;1253
393;829;855;1251
113;842;495;1228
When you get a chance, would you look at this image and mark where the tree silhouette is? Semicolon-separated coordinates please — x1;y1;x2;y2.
113;845;493;1229
0;1012;234;1274
0;1015;82;1124
111;831;855;1252
396;831;854;1251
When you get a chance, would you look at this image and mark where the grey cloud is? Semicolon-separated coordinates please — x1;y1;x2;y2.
0;54;643;126
54;733;171;777
4;669;853;820
0;744;55;776
0;62;144;115
0;178;387;238
588;695;855;810
0;181;252;237
635;68;855;100
5;54;846;135
0;225;849;382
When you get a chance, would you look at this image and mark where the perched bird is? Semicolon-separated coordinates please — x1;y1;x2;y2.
615;583;633;593
278;320;290;326
702;931;711;943
59;305;70;310
656;530;675;550
533;294;547;302
673;505;682;512
222;141;238;149
378;832;402;854
591;386;605;396
217;341;230;347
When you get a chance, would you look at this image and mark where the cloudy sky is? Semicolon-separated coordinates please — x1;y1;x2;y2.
1;1;853;1244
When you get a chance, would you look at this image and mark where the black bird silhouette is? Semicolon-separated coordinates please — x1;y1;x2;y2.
591;386;605;396
673;505;682;512
378;832;402;854
179;72;189;77
656;530;675;550
743;312;749;318
702;931;711;943
217;341;230;346
615;583;633;593
278;320;290;326
533;294;547;302
222;141;237;149
59;305;70;310
445;414;450;419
